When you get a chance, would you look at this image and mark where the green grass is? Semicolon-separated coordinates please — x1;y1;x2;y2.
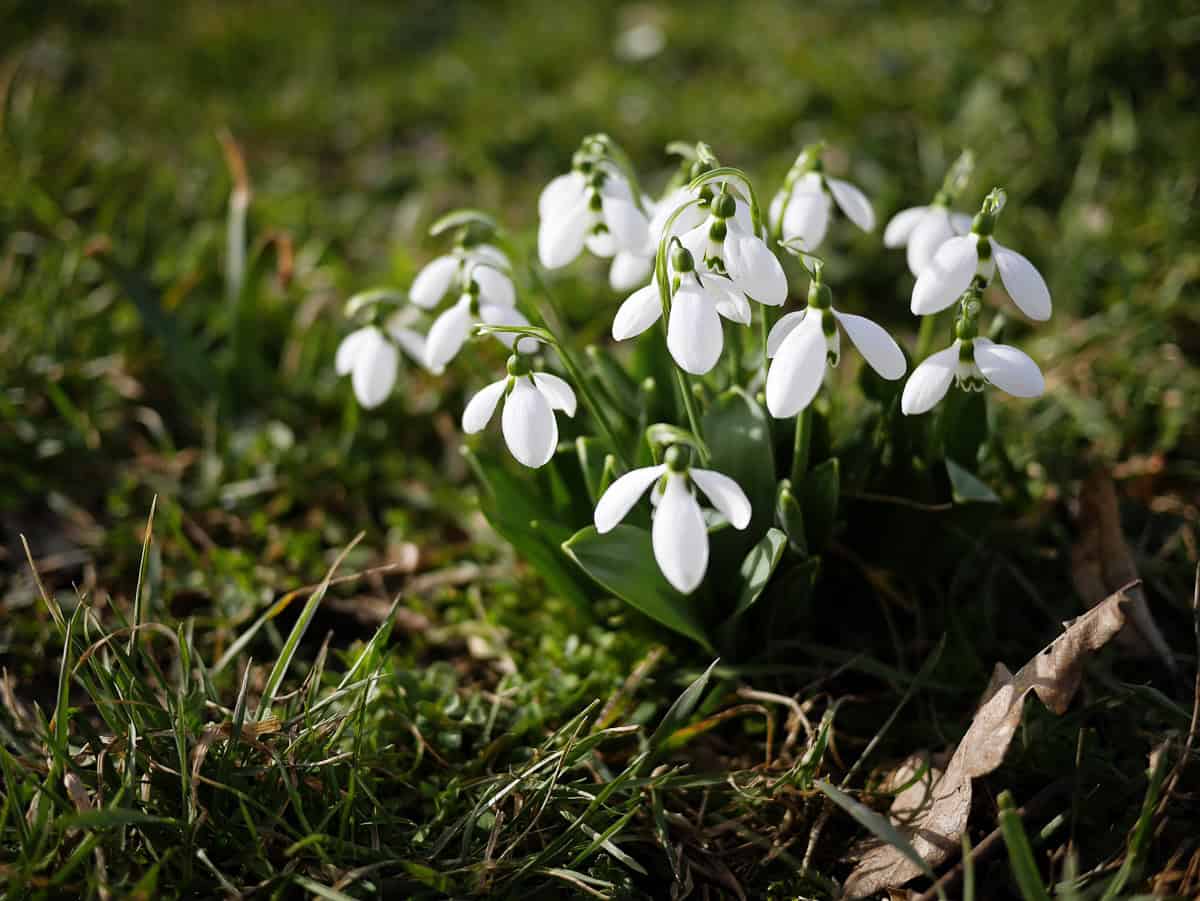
2;0;1200;897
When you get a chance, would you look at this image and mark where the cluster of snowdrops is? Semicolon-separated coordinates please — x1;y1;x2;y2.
335;136;1051;595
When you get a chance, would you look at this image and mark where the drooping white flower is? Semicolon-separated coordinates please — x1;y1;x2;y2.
883;205;973;276
769;151;876;252
424;269;537;373
910;192;1051;322
612;220;786;375
410;244;515;311
593;448;751;594
335;313;425;409
538;162;649;270
765;279;906;418
901;336;1044;415
461;357;577;468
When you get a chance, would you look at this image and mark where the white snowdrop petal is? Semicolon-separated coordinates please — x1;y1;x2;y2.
586;230;617;258
468;244;510;270
834;311;907;380
653;188;705;240
690;469;752;530
609;251;654;292
712;281;752;325
410;255;459;309
602;194;650;255
950;213;973;234
667;286;723;375
765;310;808;358
765;313;827;418
725;230;787;306
479;303;531;350
781;186;831;250
501;379;558;468
828;177;876;232
900;342;960;415
532;372;577;416
911;235;979;315
992;243;1052;321
653;474;709;594
461;378;508;433
593;464;666;533
906;208;956;277
612;284;663;340
425;298;473;372
538;199;590;269
973;338;1045;398
335;327;370;375
352;331;399;409
539;172;585;219
883;206;929;247
388;326;427;363
473;265;516;308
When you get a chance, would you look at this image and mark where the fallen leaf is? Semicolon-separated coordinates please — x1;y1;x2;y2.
1071;470;1175;672
843;589;1132;898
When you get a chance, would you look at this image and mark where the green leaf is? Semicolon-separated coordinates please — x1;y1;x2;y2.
562;525;712;650
729;528;788;621
946;458;1000;504
801;457;840;552
997;791;1052;901
647;658;719;755
576;437;614;505
775;479;808;557
702;388;776;587
467;448;591;615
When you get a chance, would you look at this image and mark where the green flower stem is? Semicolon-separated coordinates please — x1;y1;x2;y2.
759;304;771;387
791;405;812;485
527;264;631;471
915;312;941;362
674;369;708;465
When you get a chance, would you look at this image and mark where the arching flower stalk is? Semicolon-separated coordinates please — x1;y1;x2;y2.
538;134;650;270
769;143;876;253
911;188;1052;322
902;290;1045;414
462;353;577;468
765;264;906;418
613;183;787;375
593;445;751;594
335;292;426;409
884;150;976;276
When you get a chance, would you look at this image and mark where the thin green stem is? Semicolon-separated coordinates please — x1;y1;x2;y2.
674;369;708;464
759;304;771;386
555;342;631;471
915;312;940;363
791;406;812;485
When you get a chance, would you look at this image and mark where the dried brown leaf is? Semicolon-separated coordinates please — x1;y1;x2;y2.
843;589;1132;898
1071;470;1175;671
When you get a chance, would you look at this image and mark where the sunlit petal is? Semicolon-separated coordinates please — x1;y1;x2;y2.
653;474;709;594
765;312;826;418
501;378;558;468
901;341;960;415
410;255;459;309
834;311;906;380
992;242;1052;321
973;338;1045;397
690;469;752;529
593;464;666;533
612;283;663;340
667;285;723;375
911;235;978;315
461;378;508;433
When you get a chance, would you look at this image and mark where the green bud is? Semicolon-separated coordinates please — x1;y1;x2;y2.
671;245;695;273
506;354;531;377
712;191;737;220
808;282;833;310
664;445;688;473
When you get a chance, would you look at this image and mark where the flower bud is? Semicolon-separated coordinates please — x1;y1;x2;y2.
664;445;687;472
671;245;695;274
712;191;737;220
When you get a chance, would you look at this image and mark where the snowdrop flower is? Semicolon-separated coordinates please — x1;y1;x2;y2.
461;355;577;468
593;446;751;594
765;273;906;418
885;150;975;276
911;189;1051;322
901;336;1045;415
425;271;536;373
538;146;649;270
336;311;426;409
769;147;876;252
410;243;515;311
884;203;973;277
613;212;785;375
